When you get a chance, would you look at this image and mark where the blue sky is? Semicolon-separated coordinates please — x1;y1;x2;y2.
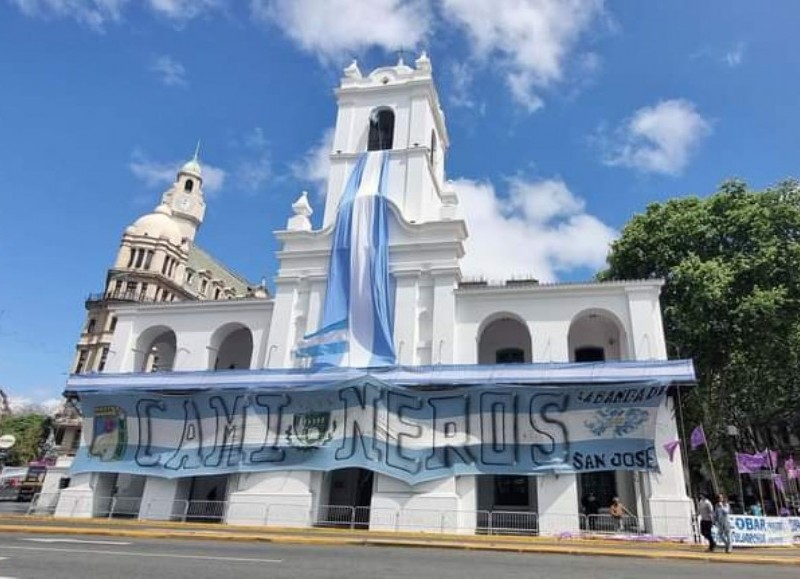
1;0;799;407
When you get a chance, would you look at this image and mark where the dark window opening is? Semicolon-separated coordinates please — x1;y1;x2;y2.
575;346;605;362
430;130;437;166
367;108;395;151
86;318;96;334
184;179;194;192
496;348;525;364
494;476;530;507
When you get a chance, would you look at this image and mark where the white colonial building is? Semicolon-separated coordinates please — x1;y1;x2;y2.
52;55;694;537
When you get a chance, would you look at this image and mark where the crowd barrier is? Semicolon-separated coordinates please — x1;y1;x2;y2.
28;491;799;545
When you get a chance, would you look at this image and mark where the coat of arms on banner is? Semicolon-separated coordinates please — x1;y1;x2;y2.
88;405;127;461
285;412;335;450
584;408;649;437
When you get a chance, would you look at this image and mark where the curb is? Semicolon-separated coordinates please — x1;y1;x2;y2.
0;523;797;566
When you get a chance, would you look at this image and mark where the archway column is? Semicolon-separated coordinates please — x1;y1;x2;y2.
370;474;476;534
537;474;581;535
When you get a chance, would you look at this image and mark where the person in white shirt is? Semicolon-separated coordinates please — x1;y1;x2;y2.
697;494;715;551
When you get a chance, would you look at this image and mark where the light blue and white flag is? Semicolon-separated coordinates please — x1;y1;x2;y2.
296;151;396;367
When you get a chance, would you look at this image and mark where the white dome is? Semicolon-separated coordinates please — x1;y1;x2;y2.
130;204;183;245
180;158;202;178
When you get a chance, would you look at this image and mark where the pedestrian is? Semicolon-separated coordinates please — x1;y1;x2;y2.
609;497;626;532
697;494;715;552
714;493;733;553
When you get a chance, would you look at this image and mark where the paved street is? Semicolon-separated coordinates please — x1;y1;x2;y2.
0;532;794;579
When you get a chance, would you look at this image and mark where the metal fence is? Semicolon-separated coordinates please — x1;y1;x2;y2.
28;491;698;539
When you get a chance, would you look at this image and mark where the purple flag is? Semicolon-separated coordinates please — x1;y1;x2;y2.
774;474;786;493
736;452;767;474
690;425;706;450
663;440;680;462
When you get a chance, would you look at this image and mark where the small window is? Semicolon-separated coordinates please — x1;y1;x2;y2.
113;279;123;296
430;130;437;166
214;288;221;300
74;349;88;374
126;249;136;268
98;347;109;372
184;179;194;192
86;318;96;334
200;279;208;295
144;250;154;270
134;249;145;268
162;257;169;275
367;108;395;151
140;282;149;298
109;317;117;332
126;281;137;298
186;271;194;285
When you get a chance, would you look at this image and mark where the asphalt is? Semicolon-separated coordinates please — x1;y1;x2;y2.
0;514;797;567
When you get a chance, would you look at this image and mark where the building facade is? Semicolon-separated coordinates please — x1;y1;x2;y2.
52;55;694;537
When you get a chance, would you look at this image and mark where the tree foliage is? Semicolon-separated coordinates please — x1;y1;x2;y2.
600;179;800;457
0;413;50;466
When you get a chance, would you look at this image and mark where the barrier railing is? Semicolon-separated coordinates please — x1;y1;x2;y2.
31;492;707;541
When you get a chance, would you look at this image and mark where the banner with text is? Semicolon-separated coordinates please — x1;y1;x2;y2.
71;378;668;484
711;516;800;547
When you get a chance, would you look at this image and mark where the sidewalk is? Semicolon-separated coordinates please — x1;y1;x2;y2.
0;515;797;566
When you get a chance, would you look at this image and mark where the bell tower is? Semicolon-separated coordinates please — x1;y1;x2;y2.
323;53;455;227
161;145;207;242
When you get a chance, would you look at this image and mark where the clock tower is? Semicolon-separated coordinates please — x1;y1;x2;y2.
161;148;207;242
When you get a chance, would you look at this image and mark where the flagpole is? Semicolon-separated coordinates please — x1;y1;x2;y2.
674;385;694;497
704;438;720;495
694;423;720;494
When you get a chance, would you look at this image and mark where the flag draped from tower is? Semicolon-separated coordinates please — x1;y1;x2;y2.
295;151;396;367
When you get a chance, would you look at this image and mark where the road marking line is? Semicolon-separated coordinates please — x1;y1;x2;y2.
0;545;282;563
24;539;132;545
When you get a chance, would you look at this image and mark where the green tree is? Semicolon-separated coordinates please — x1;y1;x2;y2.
600;179;800;485
0;413;50;466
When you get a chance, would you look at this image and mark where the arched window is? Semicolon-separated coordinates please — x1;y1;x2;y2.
184;179;194;192
430;130;437;166
367;108;394;151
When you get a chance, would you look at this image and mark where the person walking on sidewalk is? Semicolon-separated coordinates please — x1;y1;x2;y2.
714;493;733;553
697;494;715;551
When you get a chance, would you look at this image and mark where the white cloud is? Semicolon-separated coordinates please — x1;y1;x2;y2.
250;0;431;61
150;55;188;87
724;42;745;67
146;0;222;23
601;99;712;176
456;176;616;282
129;151;227;195
234;155;272;192
7;395;62;416
292;127;334;197
441;0;607;112
9;0;128;31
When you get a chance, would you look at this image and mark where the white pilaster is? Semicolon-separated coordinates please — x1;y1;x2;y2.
537;475;580;535
226;471;317;528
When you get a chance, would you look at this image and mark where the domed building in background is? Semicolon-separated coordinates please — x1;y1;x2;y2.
46;56;695;539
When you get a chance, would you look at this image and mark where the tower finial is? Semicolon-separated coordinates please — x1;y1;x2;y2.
193;139;201;162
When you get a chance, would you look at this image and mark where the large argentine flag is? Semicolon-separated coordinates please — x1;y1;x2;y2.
295;151;396;367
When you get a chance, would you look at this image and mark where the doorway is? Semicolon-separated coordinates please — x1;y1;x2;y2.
324;468;374;528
